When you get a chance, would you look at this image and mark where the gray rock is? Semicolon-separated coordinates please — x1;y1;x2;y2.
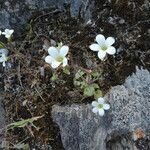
0;0;93;29
0;96;5;145
52;67;150;150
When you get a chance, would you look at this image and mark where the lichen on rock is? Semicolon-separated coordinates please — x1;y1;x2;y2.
52;67;150;150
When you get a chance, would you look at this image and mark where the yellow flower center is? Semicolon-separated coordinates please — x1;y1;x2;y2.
56;56;64;62
101;45;108;51
98;104;103;109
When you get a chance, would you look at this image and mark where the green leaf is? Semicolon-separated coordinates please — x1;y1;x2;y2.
0;42;6;48
91;83;99;89
14;143;30;150
57;42;63;49
84;86;95;97
51;74;58;81
63;67;70;75
80;81;87;89
7;116;42;130
23;144;30;150
75;70;85;79
74;80;81;86
94;90;103;99
91;71;99;78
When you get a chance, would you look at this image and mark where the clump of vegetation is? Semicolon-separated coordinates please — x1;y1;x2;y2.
0;0;149;149
74;69;103;98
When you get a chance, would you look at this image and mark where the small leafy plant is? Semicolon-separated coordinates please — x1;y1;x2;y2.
74;69;103;99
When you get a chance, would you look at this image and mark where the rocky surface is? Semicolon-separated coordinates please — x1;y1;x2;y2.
52;67;150;150
0;96;5;146
0;0;93;29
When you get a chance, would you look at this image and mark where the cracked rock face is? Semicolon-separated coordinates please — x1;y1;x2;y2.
52;67;150;150
0;0;93;29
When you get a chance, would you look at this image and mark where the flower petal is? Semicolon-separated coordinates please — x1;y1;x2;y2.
1;32;5;35
98;98;105;104
48;47;58;58
1;54;7;61
62;57;68;67
51;60;61;69
2;61;5;67
45;55;53;64
89;44;99;51
98;50;106;60
106;37;115;46
2;29;14;39
4;29;9;33
106;46;116;55
0;49;8;56
9;29;14;34
92;101;99;107
92;107;99;113
96;34;105;46
60;46;69;56
5;35;11;39
98;109;105;116
103;104;110;110
0;57;4;62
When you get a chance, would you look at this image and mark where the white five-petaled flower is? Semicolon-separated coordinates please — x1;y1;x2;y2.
0;49;8;67
2;29;14;39
91;97;110;116
45;44;69;69
89;34;116;60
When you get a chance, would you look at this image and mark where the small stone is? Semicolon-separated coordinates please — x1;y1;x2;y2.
119;19;125;24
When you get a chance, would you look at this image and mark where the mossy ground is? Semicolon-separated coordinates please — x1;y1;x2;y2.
1;0;149;149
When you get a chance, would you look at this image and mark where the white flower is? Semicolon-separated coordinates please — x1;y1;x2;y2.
89;34;116;60
45;44;69;69
91;97;110;116
2;29;14;39
0;49;8;67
